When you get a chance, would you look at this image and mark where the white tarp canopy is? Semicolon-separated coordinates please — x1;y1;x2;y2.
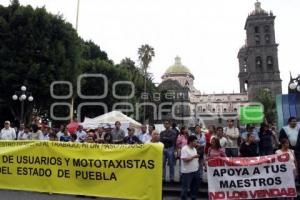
81;111;142;129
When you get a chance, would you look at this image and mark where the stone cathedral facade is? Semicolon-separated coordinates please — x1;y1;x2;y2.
157;1;282;127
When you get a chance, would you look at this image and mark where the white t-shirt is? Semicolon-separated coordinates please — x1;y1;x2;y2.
284;126;299;147
224;127;239;148
0;128;16;140
180;145;199;173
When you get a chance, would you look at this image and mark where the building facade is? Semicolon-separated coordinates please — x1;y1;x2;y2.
157;2;282;127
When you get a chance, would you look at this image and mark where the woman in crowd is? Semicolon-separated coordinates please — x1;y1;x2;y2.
258;122;273;156
103;132;113;144
176;126;189;179
207;137;226;158
205;125;216;155
276;138;297;177
31;124;42;140
240;133;259;157
176;126;189;159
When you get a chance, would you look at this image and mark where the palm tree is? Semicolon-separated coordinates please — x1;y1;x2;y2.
138;44;155;122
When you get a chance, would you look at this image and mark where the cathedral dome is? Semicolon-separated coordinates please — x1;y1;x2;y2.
165;56;191;74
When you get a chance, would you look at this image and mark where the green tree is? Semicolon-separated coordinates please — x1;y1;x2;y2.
0;1;82;124
138;44;155;122
255;89;277;123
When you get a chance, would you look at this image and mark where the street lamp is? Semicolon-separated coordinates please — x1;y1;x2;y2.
12;85;34;124
288;74;300;93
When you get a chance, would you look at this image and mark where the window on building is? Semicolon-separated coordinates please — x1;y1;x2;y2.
255;35;260;45
265;34;270;44
267;56;273;70
254;26;260;33
234;108;237;112
212;108;215;112
243;58;247;72
202;108;206;112
223;108;227;112
264;25;270;33
255;57;263;70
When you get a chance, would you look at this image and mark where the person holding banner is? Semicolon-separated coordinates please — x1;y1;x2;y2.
276;138;297;178
279;116;300;182
180;135;200;200
207;137;226;158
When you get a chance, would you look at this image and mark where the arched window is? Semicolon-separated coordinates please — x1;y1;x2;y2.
264;25;270;33
243;58;247;72
234;108;237;112
255;57;262;70
254;26;260;33
265;34;270;44
223;108;227;112
267;56;273;70
255;35;260;45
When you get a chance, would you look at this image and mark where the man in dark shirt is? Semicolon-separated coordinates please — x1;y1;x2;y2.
123;127;141;144
240;133;259;157
160;120;176;182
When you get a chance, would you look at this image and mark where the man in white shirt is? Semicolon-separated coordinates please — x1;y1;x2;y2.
279;116;300;182
224;119;240;157
76;125;87;143
138;125;152;143
180;135;200;200
0;121;16;140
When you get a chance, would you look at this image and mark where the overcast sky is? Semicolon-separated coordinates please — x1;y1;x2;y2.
1;0;299;94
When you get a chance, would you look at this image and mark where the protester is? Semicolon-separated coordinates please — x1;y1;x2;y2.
103;132;113;144
241;124;259;144
76;125;87;143
48;131;57;141
216;127;227;148
224;119;240;157
207;137;226;158
193;124;206;181
205;125;216;154
0;121;16;140
172;122;180;138
271;122;279;151
18;126;31;140
258;122;273;156
279;116;300;182
95;127;104;143
31;124;42;140
160;120;177;182
111;121;125;144
123;127;141;144
138;124;152;143
56;125;65;141
176;126;189;179
276;138;297;178
148;124;155;135
39;127;50;140
70;134;77;142
60;128;71;142
176;126;189;159
240;133;259;157
180;135;200;200
16;123;25;139
147;130;162;144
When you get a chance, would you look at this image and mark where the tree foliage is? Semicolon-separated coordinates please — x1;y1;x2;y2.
255;89;277;123
0;1;157;125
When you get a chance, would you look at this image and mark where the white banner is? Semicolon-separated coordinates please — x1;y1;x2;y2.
207;154;297;200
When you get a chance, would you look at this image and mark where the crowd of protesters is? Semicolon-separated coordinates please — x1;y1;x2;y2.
0;116;300;200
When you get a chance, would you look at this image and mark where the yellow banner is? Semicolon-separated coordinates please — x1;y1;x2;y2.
0;141;163;200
